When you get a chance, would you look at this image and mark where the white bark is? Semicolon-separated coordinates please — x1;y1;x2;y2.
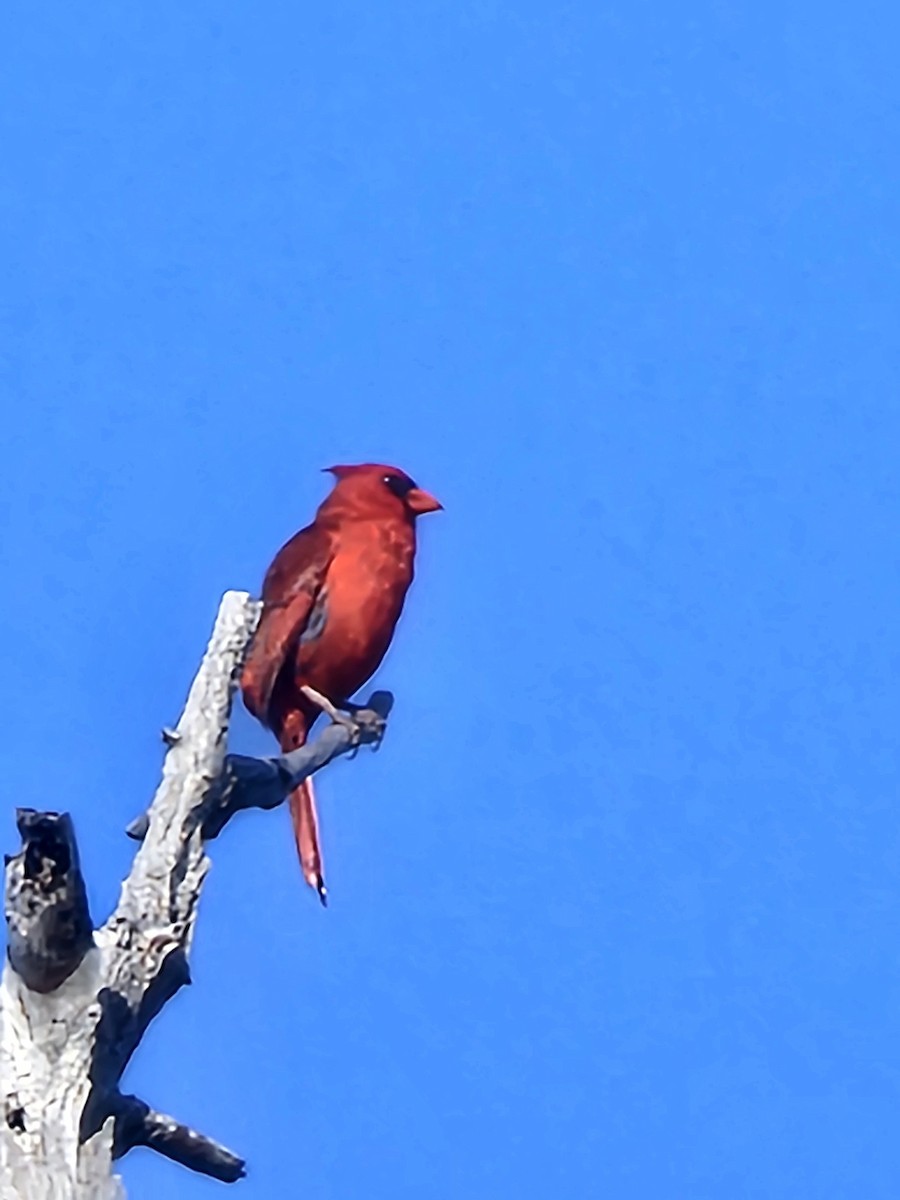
0;591;389;1198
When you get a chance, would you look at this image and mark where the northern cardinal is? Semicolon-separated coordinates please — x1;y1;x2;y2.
241;463;442;903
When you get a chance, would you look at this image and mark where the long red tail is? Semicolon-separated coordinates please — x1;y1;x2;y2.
278;714;327;905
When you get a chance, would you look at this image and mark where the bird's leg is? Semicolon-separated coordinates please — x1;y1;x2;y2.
299;685;358;730
300;684;364;759
299;685;389;751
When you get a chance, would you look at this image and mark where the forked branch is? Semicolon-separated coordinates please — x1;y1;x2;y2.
1;591;392;1196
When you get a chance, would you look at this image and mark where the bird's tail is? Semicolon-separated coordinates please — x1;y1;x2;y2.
278;718;327;906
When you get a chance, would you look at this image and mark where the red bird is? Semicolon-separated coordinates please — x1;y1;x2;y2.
241;463;442;904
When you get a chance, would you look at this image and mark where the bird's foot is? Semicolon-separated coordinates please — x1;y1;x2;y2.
344;690;393;751
341;702;388;751
300;685;389;752
300;685;358;730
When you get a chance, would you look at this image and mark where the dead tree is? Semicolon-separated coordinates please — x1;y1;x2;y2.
0;591;391;1198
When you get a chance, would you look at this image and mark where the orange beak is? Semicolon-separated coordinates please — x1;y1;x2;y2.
406;486;443;515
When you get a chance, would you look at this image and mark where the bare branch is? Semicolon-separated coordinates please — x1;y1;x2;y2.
2;591;260;1194
93;592;261;1078
2;591;396;1194
110;1094;245;1183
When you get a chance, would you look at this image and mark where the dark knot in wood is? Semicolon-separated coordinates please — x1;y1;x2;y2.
5;809;94;993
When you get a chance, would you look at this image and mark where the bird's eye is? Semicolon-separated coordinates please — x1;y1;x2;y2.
383;474;415;498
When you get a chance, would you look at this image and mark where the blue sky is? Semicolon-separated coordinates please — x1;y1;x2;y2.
3;2;900;1196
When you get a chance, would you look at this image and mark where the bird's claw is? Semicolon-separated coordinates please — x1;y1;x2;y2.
301;684;386;750
345;705;387;751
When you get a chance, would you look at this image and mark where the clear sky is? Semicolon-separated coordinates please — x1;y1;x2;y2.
3;3;900;1197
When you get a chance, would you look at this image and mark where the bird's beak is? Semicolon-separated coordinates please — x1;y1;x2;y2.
406;487;443;515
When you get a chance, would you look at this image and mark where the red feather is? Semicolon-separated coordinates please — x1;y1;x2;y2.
241;463;441;903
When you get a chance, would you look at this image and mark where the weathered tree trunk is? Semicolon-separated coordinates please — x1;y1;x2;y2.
0;591;390;1198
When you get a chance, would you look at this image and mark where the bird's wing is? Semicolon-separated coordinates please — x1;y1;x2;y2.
241;523;334;727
